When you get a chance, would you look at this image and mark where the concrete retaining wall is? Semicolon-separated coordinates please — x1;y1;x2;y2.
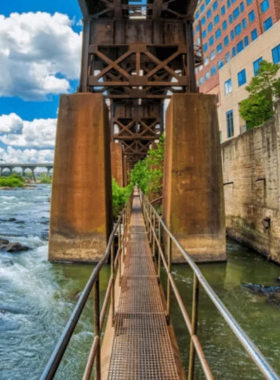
221;101;280;263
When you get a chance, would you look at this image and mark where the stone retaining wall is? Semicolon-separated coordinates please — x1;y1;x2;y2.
221;101;280;264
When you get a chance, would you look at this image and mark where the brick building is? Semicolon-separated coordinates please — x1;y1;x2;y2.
194;0;280;96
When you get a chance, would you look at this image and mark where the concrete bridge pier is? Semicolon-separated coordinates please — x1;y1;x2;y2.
49;93;113;263
163;93;226;263
110;142;124;187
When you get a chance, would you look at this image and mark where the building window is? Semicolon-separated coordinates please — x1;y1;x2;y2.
227;0;231;8
251;28;258;41
235;23;242;35
202;30;207;38
238;69;247;86
211;65;217;76
263;17;273;31
247;0;252;4
272;44;280;64
201;4;205;13
204;56;210;65
244;36;249;46
225;52;231;62
195;12;200;20
208;22;213;32
217;43;223;54
214;15;220;24
236;40;244;53
240;1;245;12
210;50;216;60
218;59;224;69
248;10;255;23
242;18;247;29
261;0;270;13
224;36;229;46
216;29;222;39
196;25;200;32
201;17;206;25
205;71;210;81
222;20;228;30
226;110;234;138
213;1;218;11
207;9;212;18
206;0;210;4
209;36;215;46
230;30;234;40
203;43;208;52
225;79;232;95
199;77;204;85
229;14;233;23
233;7;240;19
232;46;237;57
221;5;226;15
253;57;263;76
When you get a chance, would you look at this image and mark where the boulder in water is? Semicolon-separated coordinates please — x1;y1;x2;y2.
0;238;9;245
5;242;30;253
242;283;280;294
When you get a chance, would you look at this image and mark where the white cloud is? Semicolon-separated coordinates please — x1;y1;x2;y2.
0;114;56;148
0;146;54;164
0;12;82;100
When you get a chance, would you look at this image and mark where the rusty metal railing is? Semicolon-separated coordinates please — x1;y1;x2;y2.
140;191;280;380
40;195;133;380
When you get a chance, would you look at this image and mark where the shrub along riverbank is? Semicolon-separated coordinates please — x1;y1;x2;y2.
0;174;25;188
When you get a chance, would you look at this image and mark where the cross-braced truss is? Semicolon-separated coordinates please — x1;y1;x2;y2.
78;0;201;165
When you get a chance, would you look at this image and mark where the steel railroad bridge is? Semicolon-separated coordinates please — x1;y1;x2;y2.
78;0;202;166
42;0;280;378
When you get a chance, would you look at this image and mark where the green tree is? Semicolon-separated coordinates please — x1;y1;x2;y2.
239;60;280;129
130;134;165;197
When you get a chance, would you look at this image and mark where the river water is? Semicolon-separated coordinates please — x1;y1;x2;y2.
1;186;280;379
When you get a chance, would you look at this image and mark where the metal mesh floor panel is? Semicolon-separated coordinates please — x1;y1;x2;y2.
107;195;179;380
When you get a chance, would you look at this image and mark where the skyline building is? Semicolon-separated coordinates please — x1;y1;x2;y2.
193;0;280;141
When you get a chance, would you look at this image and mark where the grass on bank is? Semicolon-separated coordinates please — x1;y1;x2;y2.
0;174;25;188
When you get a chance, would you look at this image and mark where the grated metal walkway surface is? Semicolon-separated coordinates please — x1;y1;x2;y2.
107;193;180;380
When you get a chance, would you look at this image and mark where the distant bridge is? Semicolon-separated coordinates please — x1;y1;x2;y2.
0;163;53;179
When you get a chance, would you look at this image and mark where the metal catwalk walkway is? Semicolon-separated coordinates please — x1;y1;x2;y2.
107;193;180;380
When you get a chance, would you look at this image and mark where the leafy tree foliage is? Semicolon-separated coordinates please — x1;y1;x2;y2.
112;178;132;218
131;134;165;197
239;61;280;129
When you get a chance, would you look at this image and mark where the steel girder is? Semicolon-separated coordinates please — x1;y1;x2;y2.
78;0;201;165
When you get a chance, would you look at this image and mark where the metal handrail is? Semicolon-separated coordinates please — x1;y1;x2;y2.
140;191;280;380
40;194;133;380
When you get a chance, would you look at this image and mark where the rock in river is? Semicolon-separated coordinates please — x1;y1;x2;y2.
0;238;9;245
4;242;30;253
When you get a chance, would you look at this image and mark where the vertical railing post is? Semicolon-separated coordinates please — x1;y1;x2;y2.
94;275;101;380
166;235;172;324
118;222;122;286
157;218;161;281
188;274;200;380
152;210;156;258
111;241;115;326
149;204;152;243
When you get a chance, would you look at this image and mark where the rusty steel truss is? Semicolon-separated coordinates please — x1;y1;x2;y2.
78;0;202;164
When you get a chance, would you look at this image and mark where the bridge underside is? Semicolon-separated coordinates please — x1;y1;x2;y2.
78;0;202;165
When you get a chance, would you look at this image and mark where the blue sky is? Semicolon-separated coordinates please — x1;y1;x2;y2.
0;0;82;162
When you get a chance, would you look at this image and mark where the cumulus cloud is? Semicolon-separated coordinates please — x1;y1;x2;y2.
0;12;82;100
0;113;56;148
0;146;54;164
